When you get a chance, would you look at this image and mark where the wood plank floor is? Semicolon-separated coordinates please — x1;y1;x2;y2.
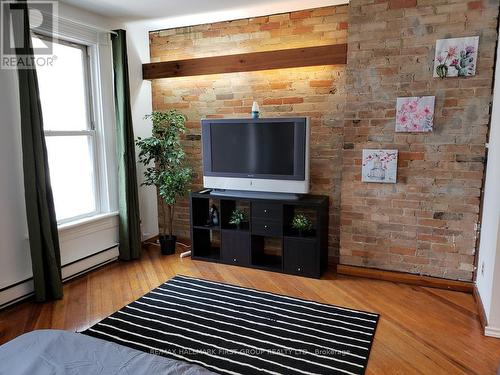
1;246;499;374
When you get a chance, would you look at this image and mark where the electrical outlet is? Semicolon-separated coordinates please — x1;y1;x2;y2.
481;261;485;276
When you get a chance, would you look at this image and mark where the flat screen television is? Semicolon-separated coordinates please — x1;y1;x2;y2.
201;117;309;196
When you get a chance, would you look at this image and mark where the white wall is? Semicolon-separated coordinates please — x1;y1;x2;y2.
0;0;349;304
0;59;31;291
123;0;348;241
476;23;500;338
125;23;157;240
487;222;500;337
0;3;120;307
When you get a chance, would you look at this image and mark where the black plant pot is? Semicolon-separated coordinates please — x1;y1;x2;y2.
159;235;176;255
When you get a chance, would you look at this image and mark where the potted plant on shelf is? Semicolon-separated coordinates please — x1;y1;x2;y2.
229;209;248;230
136;110;193;255
291;213;313;237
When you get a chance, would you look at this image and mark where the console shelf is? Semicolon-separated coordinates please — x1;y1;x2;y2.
193;225;220;231
190;190;328;278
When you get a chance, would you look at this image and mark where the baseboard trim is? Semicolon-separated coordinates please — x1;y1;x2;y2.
337;265;474;293
61;246;119;282
485;326;500;338
473;285;488;329
143;235;159;250
142;236;191;250
0;280;34;310
0;246;119;310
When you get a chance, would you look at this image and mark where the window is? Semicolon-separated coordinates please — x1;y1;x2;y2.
33;35;100;223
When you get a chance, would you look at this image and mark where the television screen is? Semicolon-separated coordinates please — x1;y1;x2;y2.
202;118;307;181
210;122;295;176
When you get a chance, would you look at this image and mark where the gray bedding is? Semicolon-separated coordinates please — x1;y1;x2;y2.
0;330;216;375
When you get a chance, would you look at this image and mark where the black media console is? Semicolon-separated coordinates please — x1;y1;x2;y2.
189;190;329;278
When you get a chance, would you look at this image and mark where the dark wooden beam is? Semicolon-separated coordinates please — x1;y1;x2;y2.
142;44;347;80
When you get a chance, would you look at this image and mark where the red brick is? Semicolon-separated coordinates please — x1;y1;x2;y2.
263;98;283;105
202;30;220;38
181;95;198;102
388;0;417;9
312;8;336;17
431;243;457;253
390;246;416;256
292;26;314;34
309;80;333;87
418;234;449;244
223;100;242;107
260;22;280;31
150;0;497;282
233;106;253;113
418;219;448;228
338;22;348;30
468;1;483;10
270;82;290;89
290;10;312;19
399;152;425;161
282;97;304;104
443;98;458;107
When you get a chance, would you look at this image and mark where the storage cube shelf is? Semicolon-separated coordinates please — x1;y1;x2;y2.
190;191;329;278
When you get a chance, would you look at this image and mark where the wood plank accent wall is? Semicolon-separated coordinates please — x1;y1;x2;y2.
143;44;347;79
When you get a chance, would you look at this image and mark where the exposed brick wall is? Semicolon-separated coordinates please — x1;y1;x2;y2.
149;1;499;281
341;0;499;281
149;6;348;260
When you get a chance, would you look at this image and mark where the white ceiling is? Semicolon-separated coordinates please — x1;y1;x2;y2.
61;0;297;22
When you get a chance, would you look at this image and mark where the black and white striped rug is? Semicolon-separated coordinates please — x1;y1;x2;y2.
83;275;379;375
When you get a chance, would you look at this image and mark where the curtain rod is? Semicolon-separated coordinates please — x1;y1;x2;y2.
34;9;118;35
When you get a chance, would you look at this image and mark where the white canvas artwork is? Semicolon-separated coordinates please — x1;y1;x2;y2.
395;96;435;133
433;36;479;78
362;150;398;184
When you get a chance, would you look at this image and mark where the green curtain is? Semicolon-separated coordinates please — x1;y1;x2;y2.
14;1;63;301
111;29;142;260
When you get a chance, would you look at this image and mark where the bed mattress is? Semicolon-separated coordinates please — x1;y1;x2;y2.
0;329;216;375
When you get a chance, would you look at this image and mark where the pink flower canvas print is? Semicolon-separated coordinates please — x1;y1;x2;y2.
362;150;398;184
395;96;435;133
433;36;479;78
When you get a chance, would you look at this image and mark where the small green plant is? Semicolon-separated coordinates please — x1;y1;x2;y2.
229;209;247;228
292;214;313;235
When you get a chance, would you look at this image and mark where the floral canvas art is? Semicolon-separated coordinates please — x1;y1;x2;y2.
362;150;398;184
395;96;435;132
433;36;479;78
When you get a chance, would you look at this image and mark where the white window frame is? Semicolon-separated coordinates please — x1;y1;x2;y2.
30;13;118;227
35;34;102;224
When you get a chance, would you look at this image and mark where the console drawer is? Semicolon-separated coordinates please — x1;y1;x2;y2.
284;237;318;277
221;230;250;265
252;202;282;221
252;219;282;237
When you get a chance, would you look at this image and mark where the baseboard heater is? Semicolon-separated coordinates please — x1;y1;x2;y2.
0;246;119;310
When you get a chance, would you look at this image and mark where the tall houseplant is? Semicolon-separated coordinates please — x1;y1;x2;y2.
136;110;193;255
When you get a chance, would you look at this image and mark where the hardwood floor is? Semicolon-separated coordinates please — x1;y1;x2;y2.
1;246;499;374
